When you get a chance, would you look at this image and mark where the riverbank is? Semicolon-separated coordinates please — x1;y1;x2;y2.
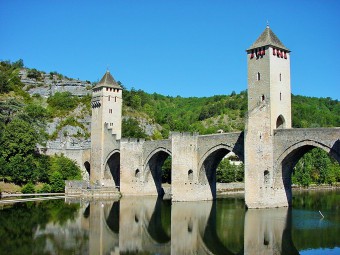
216;182;340;196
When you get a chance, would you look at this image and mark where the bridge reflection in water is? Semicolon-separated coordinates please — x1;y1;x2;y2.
86;196;302;255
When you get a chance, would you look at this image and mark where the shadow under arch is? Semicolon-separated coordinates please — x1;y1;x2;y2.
282;208;300;255
84;161;90;177
146;198;171;244
276;114;286;129
144;148;172;197
274;139;340;205
104;150;120;188
103;201;120;234
199;200;244;255
198;144;244;199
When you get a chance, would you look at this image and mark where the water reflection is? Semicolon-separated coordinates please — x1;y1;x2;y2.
0;190;339;254
87;197;299;255
244;208;299;255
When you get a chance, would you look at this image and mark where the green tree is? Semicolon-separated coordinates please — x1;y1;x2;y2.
0;60;24;93
47;92;78;116
50;154;82;180
216;159;244;183
131;94;142;110
161;157;171;184
0;118;39;160
50;171;65;192
21;182;35;194
38;183;52;193
26;68;41;79
6;155;36;184
122;118;147;138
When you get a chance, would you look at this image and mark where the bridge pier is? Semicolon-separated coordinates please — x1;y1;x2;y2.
120;139;146;196
171;133;213;201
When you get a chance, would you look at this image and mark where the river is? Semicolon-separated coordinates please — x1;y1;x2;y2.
0;189;339;254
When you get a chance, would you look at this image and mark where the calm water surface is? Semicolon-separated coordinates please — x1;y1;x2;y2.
0;189;339;255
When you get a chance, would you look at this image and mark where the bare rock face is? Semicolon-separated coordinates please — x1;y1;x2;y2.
19;68;91;98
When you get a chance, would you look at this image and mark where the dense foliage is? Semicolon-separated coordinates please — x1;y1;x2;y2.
216;159;244;183
292;148;340;186
0;60;82;192
122;88;247;138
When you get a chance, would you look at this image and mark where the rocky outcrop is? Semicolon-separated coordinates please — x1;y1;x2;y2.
19;69;91;98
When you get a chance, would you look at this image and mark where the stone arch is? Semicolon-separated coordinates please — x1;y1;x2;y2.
144;148;172;197
273;139;340;205
276;115;286;129
198;144;244;199
104;150;120;189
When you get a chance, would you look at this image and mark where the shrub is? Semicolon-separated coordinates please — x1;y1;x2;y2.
38;183;51;193
21;182;35;194
50;171;65;193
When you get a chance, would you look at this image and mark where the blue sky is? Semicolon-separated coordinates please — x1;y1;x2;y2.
1;0;339;99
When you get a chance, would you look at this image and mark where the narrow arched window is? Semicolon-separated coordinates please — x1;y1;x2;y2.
261;95;265;101
280;92;282;101
279;73;282;81
264;170;270;185
135;169;140;178
188;170;193;182
276;115;285;129
257;72;261;81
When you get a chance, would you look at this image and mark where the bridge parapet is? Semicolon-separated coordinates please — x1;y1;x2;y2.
197;132;244;162
143;139;172;162
273;127;340;164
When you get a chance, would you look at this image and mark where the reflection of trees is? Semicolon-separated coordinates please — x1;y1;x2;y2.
292;190;340;251
0;200;82;254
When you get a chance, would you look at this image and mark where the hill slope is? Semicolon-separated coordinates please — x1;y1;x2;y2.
1;59;339;142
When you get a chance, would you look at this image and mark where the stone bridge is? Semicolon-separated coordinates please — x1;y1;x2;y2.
118;132;244;201
99;127;339;207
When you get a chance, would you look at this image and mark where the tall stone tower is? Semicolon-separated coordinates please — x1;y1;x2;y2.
90;70;122;183
245;26;291;208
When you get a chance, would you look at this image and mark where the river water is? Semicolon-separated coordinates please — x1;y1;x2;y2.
0;189;339;255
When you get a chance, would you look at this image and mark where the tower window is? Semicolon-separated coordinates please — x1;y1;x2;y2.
280;73;282;81
135;169;140;178
188;170;193;182
264;170;270;185
108;96;110;101
261;95;265;101
257;72;261;81
276;115;285;129
280;92;282;101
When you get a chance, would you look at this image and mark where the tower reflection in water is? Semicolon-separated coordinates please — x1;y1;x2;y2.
86;196;299;255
